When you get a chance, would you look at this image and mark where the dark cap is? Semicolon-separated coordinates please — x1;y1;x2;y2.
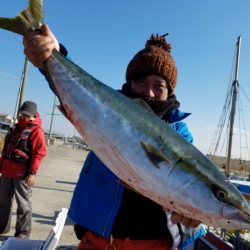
19;101;37;117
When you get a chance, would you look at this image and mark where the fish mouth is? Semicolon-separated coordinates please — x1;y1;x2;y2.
222;204;250;229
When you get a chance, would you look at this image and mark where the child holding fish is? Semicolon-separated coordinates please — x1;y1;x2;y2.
2;1;250;248
22;25;204;250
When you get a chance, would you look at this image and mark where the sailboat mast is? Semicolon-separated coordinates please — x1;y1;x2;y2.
12;56;29;124
225;36;241;177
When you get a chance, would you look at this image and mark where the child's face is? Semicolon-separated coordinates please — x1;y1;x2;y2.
130;75;168;100
18;113;34;122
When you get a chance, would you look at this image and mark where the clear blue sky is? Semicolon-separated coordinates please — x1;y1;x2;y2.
0;0;250;158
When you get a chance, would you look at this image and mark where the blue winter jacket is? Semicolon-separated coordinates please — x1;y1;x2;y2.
68;109;194;238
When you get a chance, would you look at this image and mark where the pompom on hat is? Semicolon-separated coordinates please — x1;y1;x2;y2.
125;33;177;96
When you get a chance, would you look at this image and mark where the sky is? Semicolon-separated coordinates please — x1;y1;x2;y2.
0;0;250;159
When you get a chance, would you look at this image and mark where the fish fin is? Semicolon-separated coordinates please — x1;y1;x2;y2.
29;0;44;24
0;0;43;36
141;141;171;168
132;98;154;112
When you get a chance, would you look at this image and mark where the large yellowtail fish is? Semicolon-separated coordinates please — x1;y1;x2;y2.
1;0;250;229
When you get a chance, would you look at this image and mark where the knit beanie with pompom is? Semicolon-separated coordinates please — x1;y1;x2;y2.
125;34;177;96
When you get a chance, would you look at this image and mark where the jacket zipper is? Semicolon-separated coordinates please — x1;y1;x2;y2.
102;180;121;236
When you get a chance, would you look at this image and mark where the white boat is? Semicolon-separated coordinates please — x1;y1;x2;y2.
230;179;250;200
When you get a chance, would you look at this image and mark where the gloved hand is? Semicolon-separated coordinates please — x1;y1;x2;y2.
74;224;87;240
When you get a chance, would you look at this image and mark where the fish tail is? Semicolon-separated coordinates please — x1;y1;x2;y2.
0;0;43;36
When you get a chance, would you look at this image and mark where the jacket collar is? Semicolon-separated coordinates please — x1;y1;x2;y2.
163;109;191;123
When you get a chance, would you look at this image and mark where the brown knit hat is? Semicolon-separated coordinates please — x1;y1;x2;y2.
126;34;177;96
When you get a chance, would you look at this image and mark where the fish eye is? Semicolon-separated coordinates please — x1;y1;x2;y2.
216;190;227;200
211;185;229;202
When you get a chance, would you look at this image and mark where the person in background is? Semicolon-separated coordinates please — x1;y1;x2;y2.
23;26;205;250
0;101;46;239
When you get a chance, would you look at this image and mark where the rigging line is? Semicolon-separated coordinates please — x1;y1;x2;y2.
224;44;237;108
219;115;230;157
213;87;232;155
207;45;237;156
221;87;235;157
238;92;250;161
237;93;243;160
214;107;229;154
207;86;232;155
39;110;63;116
239;85;250;103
